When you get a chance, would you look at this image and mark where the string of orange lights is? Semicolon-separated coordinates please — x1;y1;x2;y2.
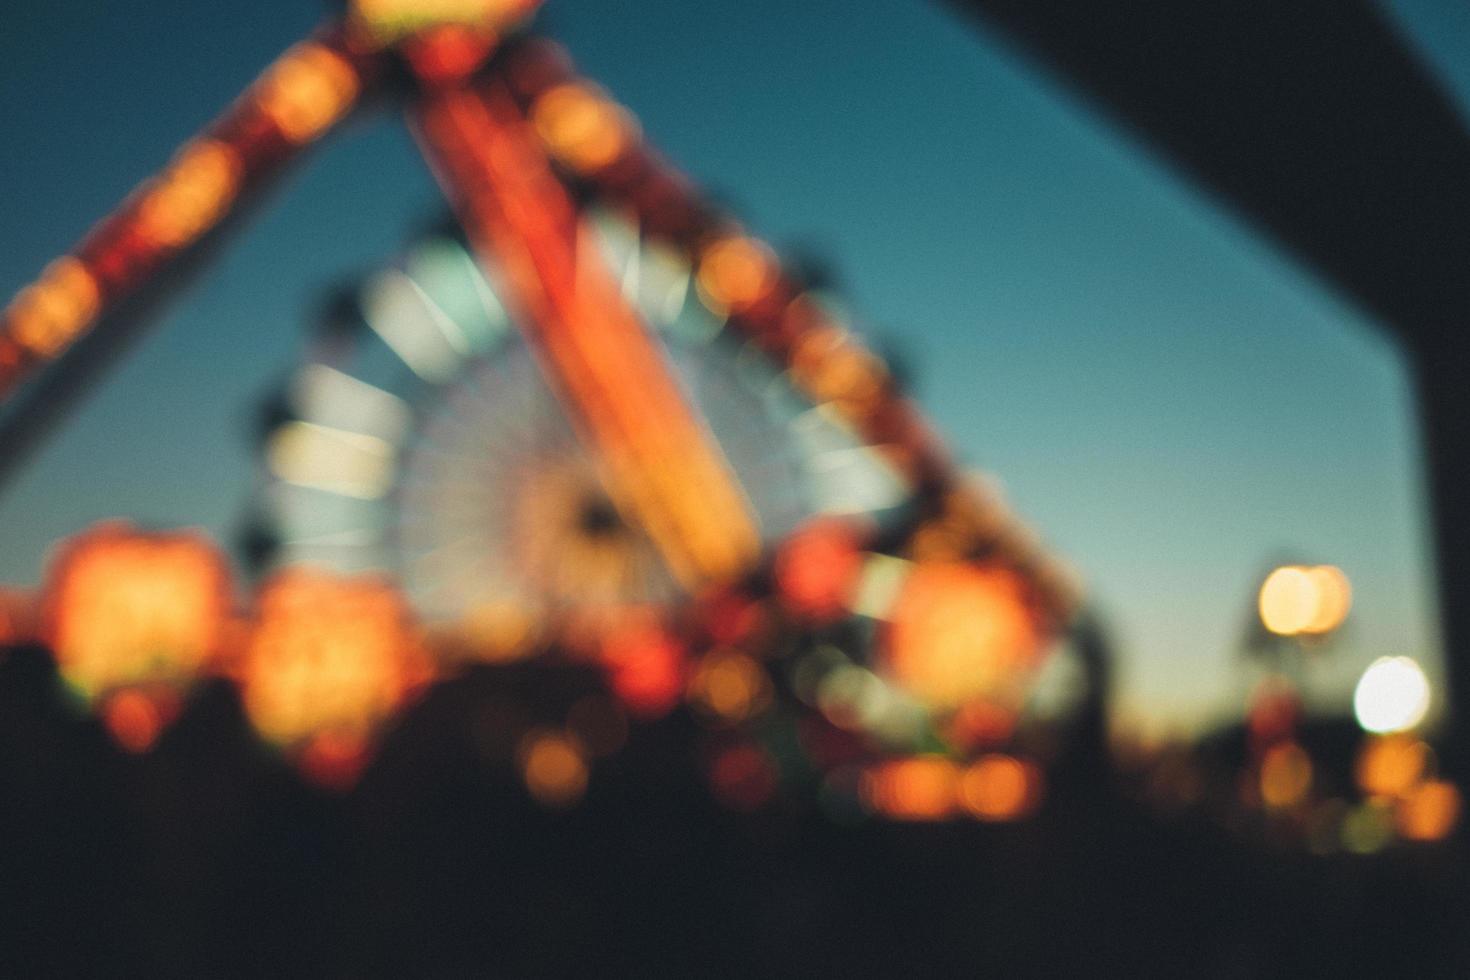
0;25;377;405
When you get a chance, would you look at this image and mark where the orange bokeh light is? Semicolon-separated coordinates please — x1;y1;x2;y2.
5;256;101;359
134;139;242;250
1395;780;1461;842
687;649;770;724
599;618;685;718
958;753;1041;822
520;730;589;807
1259;741;1313;809
696;235;777;314
240;570;427;756
101;688;171;755
882;562;1041;711
864;756;959;821
44;522;233;703
773;519;865;621
788;325;888;421
1355;734;1429;800
532;82;630;173
255;42;360;144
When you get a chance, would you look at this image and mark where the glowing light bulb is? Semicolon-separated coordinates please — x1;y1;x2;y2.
1353;656;1431;734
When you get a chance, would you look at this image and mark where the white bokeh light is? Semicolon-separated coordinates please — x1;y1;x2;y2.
1353;656;1431;734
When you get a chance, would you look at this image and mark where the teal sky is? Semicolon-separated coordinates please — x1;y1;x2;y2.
2;0;1465;735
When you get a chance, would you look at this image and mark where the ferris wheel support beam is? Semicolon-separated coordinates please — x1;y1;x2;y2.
0;24;382;489
947;0;1470;770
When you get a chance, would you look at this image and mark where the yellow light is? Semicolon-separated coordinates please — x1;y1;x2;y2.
241;570;425;750
1304;565;1351;634
256;43;360;144
696;236;777;314
453;598;539;662
532;82;631;173
350;0;537;46
43;522;232;703
1258;741;1313;809
1353;656;1431;734
134;139;242;249
881;562;1041;712
1258;564;1352;637
1258;566;1318;636
519;730;589;807
6;256;101;358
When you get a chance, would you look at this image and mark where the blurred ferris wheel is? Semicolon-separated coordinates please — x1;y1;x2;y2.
254;206;915;648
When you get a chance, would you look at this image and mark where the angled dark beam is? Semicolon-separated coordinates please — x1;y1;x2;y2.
946;0;1470;765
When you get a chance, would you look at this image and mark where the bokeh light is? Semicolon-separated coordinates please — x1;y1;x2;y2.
696;235;777;314
958;753;1041;821
519;730;589;807
255;42;360;144
5;256;100;359
687;649;770;724
1258;741;1313;809
863;756;958;821
1355;734;1429;799
1395;780;1461;842
43;521;233;705
532;82;631;173
773;519;865;621
881;562;1040;712
134;139;243;250
1257;564;1352;637
240;569;427;779
598;618;685;717
1353;656;1431;734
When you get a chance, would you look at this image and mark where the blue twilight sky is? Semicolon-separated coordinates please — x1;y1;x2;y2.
1;0;1466;735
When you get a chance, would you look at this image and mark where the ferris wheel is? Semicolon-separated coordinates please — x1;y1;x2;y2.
0;2;1081;798
254;204;915;647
